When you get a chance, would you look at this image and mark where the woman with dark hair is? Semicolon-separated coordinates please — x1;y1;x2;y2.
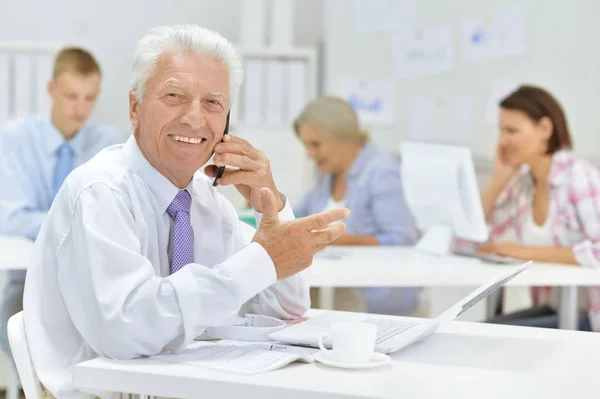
479;85;600;331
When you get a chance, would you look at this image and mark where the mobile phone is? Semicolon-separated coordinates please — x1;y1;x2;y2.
212;111;230;187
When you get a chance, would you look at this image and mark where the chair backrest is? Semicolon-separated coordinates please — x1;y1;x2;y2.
7;311;43;399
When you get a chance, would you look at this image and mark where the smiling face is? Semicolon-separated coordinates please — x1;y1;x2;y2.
129;51;230;188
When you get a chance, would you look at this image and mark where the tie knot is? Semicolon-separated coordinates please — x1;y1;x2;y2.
167;190;192;217
58;143;73;156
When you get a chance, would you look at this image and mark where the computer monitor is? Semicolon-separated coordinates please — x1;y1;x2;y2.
400;141;488;256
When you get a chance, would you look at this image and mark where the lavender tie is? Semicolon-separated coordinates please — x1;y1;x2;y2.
167;190;194;274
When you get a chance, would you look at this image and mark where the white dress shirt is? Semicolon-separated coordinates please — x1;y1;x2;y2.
23;136;310;398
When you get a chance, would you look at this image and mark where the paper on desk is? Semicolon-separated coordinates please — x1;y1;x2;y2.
220;339;318;357
150;341;315;375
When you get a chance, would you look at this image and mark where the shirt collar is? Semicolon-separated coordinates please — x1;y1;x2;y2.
546;150;572;188
347;142;378;179
43;116;88;157
122;135;188;214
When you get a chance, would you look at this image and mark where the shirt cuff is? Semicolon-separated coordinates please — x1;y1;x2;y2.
218;242;278;302
253;193;295;225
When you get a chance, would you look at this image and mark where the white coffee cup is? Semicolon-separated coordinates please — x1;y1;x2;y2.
318;322;378;363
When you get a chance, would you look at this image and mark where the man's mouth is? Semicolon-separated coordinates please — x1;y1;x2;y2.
170;135;206;145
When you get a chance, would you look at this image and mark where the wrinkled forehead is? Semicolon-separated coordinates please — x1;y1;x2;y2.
148;51;229;97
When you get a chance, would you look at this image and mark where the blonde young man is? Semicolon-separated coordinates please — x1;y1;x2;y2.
0;48;124;363
23;25;348;398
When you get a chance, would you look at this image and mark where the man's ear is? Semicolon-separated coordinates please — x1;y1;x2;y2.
129;91;140;129
48;79;56;99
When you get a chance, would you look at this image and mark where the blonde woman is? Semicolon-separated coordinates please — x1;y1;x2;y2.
293;96;420;316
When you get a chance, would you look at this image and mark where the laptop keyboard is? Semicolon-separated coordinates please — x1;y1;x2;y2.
362;318;419;344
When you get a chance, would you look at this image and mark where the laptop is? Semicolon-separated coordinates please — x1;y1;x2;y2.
269;261;532;354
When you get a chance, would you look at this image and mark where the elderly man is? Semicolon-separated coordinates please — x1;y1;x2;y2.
23;25;348;398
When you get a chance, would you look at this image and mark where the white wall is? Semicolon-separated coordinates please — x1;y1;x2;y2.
0;0;323;133
324;0;600;162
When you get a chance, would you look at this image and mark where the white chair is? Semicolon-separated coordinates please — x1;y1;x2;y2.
7;367;21;399
7;311;43;399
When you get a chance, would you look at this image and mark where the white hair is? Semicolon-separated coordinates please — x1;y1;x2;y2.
131;25;243;106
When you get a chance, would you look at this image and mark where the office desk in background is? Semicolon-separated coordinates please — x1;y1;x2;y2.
310;246;600;330
73;309;600;399
0;235;34;271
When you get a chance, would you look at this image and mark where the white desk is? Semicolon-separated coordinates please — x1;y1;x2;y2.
0;235;34;271
73;310;600;399
310;247;600;330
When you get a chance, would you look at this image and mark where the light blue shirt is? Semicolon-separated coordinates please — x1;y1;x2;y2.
294;142;420;316
294;142;418;245
0;116;124;282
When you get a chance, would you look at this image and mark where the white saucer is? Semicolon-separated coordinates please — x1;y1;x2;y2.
313;351;391;369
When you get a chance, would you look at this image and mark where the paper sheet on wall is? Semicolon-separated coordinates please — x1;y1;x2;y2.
0;53;9;126
408;95;474;144
461;10;527;62
35;55;53;115
14;55;32;119
485;81;519;125
395;28;454;78
353;0;417;34
333;78;395;125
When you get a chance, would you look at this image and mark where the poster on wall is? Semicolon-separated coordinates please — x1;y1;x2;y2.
394;28;454;78
354;0;418;35
333;78;396;125
461;9;527;62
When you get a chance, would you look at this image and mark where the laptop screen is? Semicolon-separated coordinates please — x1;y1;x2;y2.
439;261;531;321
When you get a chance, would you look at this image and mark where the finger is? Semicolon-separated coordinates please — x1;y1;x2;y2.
259;187;278;225
311;222;346;245
204;164;241;178
204;164;218;178
214;153;260;171
215;137;262;161
296;208;350;231
214;169;259;187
